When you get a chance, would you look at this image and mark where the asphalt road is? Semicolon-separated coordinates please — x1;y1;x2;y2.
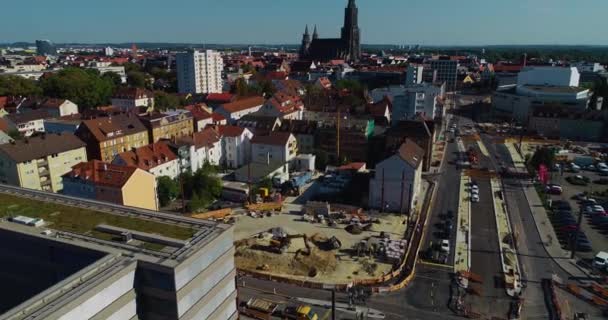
481;134;604;318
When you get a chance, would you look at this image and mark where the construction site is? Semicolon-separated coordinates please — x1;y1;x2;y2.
231;201;410;284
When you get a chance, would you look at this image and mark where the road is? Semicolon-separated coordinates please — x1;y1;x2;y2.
480;133;604;318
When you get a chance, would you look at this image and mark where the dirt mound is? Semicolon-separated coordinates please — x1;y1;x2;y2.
235;245;337;277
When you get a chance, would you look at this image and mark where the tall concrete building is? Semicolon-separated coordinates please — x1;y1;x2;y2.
176;50;224;94
430;59;458;91
405;65;424;86
0;185;237;320
35;40;57;56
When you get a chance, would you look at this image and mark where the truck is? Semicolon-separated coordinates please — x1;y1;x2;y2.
240;298;278;320
285;171;313;190
283;305;318;320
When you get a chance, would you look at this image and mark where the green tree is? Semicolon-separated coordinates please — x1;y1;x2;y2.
40;68;115;109
123;62;142;74
233;78;250;97
187;192;205;213
157;176;179;207
101;72;123;87
314;149;329;170
127;71;148;88
181;163;222;211
529;147;556;172
154;91;181;111
0;75;42;96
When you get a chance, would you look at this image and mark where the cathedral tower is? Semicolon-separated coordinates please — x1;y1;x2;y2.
341;0;361;62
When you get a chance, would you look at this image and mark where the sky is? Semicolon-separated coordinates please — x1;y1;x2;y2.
1;0;607;46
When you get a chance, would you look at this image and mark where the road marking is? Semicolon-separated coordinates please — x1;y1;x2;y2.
418;260;453;269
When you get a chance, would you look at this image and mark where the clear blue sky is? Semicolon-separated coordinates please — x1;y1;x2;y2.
1;0;606;45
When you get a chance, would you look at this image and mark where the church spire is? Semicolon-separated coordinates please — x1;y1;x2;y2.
313;25;318;39
304;25;309;36
348;0;356;8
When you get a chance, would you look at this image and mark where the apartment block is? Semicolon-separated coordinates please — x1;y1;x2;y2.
139;110;194;143
0;133;87;192
75;114;149;162
176;50;224;94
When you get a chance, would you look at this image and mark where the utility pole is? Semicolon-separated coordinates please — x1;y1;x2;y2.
570;204;584;259
331;289;336;320
336;107;341;164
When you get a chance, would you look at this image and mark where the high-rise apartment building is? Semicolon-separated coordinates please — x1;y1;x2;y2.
405;65;424;86
35;39;57;56
176;50;224;94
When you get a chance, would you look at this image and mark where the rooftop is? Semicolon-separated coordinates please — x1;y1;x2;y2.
251;131;293;146
521;85;588;94
0;184;226;258
114;142;177;171
0;133;86;163
78;114;147;142
220;96;265;113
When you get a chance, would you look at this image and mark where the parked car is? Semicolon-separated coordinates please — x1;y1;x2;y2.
593;251;608;269
440;240;450;252
546;184;563;195
471;194;480;203
584;164;597;172
551;200;571;211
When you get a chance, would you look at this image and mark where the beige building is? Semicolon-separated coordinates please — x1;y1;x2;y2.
63;160;158;211
139;110;194;143
0;133;87;192
75;114;149;162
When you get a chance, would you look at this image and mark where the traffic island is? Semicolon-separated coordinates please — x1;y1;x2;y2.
454;173;471;277
490;177;522;297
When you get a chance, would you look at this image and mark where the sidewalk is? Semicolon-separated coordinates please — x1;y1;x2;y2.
521;182;588;278
503;143;589;279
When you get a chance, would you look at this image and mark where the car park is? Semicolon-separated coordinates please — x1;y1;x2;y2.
551;200;571;211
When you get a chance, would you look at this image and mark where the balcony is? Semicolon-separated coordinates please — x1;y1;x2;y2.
36;159;48;167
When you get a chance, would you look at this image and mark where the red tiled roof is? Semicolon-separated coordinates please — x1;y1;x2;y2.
337;162;366;171
184;104;212;121
317;77;332;89
494;64;523;73
265;71;288;80
65;160;138;188
215;125;246;137
220;96;265;113
114;142;177;171
192;127;221;148
267;92;304;113
39;98;68;109
211;112;226;122
250;131;293;146
206;93;235;104
398;139;424;169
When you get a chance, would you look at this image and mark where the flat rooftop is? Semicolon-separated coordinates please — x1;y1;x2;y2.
521;85;588;94
0;184;227;261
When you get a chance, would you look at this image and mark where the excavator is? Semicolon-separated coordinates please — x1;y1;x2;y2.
269;234;311;257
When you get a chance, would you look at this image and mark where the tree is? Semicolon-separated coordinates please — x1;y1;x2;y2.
0;75;42;97
181;163;222;211
102;72;123;87
314;149;329;171
39;68;115;109
154;91;181;111
157;176;179;207
529;147;556;172
127;71;148;88
123;62;142;74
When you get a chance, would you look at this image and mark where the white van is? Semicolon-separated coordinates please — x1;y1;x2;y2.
592;251;608;268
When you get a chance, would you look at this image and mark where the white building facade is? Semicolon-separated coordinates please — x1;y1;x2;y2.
176;50;224;94
517;66;580;87
368;140;423;214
